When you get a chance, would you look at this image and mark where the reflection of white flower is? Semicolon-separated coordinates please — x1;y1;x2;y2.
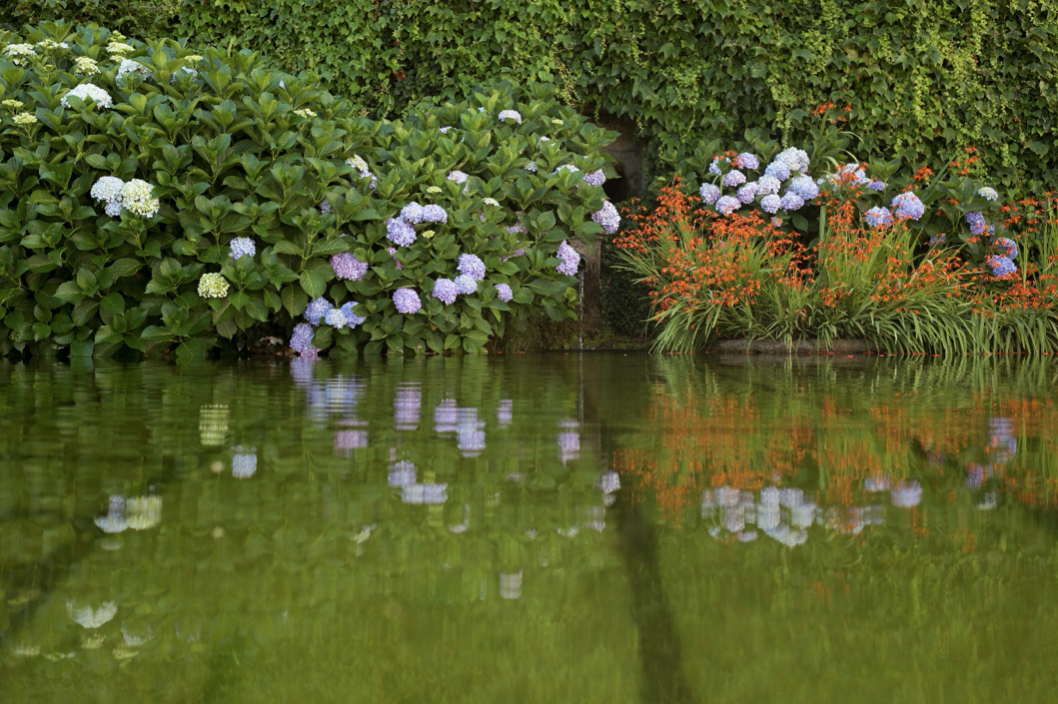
388;461;416;488
598;471;620;494
401;483;447;504
122;625;153;647
500;571;523;600
891;481;922;508
66;600;118;629
231;446;257;478
199;404;229;445
126;496;162;530
13;643;41;657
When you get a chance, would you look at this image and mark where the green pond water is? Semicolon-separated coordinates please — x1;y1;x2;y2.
1;353;1057;703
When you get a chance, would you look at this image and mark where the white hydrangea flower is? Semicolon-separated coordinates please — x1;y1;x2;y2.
3;43;36;66
61;84;113;109
346;154;369;172
12;112;37;126
120;179;159;218
90;176;125;204
36;39;69;51
170;66;198;83
74;56;100;76
294;108;316;118
183;54;203;63
483;197;500;206
198;273;229;298
104;201;124;217
116;58;152;80
426;186;442;194
1;99;24;110
107;42;134;55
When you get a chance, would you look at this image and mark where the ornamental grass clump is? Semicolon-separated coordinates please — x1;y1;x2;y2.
0;21;617;360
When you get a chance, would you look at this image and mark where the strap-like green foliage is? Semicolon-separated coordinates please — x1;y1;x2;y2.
178;0;1058;193
0;22;617;360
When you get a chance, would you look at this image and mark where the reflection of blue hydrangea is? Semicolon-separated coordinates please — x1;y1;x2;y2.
892;192;925;221
864;206;893;228
764;161;790;181
977;187;999;201
756;176;781;196
965;211;987;235
386;218;416;246
432;278;459;305
229;237;256;259
699;183;720;204
995;237;1018;259
722;170;746;188
779;193;805;211
734;153;760;170
304;297;333;325
989;255;1017;277
494;283;513;302
454;274;478;294
786;175;820;200
715;196;741;215
457;253;486;281
340;301;366;326
760;194;781;213
867;179;887;191
736;183;758;204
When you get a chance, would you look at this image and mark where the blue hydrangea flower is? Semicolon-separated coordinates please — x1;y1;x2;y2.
722;170;746;188
583;170;606;187
457;253;487;281
977;187;999;202
421;204;447;223
764;161;791;181
779;193;805;211
400;202;424;224
775;147;810;172
708;156;724;175
787;175;820;200
965;211;987;236
432;278;459;305
699;183;721;204
386;217;416;246
330;252;368;281
392;288;421;314
289;322;315;354
454;274;478;294
557;240;580;276
734;153;760;170
864;206;893;228
756;176;781;196
304;297;333;325
340;301;366;326
995;237;1018;259
592;201;621;234
837;163;869;186
715;196;741;215
760;194;781;213
494;283;513;302
892;192;925;221
229;237;255;259
989;255;1017;277
324;308;348;328
736;183;758;204
867;179;887;192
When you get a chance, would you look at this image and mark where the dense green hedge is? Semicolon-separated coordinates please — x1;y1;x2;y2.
0;0;177;40
174;0;1058;194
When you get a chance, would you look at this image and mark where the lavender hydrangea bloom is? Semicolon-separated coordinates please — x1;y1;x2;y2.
760;194;781;213
756;176;781;196
498;109;522;123
592;201;621;234
838;163;869;185
867;179;887;191
400;202;424;224
583;169;606;187
736;183;758;204
699;183;721;205
454;274;478;294
722;169;747;188
524;161;538;173
494;283;513;302
304;298;333;325
557;240;580;275
775;147;810;173
735;153;760;170
892;192;925;221
709;157;724;175
392;288;421;314
228;237;255;259
989;255;1017;277
340;302;366;326
965;211;987;235
929;233;947;247
715;196;741;215
787;175;820;200
432;278;459;305
290;323;315;354
330;252;368;281
996;237;1019;259
324;308;348;328
447;170;468;184
779;193;805;211
978;187;999;201
386;218;416;246
764;161;791;181
421;204;447;223
457;253;486;281
864;206;894;228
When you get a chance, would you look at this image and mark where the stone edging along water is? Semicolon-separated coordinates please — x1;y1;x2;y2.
710;339;873;355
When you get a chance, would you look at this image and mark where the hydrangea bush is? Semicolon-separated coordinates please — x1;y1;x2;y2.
0;22;618;360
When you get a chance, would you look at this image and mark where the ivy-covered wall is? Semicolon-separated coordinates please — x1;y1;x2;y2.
166;0;1058;193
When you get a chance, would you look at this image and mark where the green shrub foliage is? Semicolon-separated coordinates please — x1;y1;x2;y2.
0;22;618;360
1;0;178;40
179;0;1058;193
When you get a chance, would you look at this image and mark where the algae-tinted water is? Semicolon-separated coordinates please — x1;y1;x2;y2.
1;354;1057;703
